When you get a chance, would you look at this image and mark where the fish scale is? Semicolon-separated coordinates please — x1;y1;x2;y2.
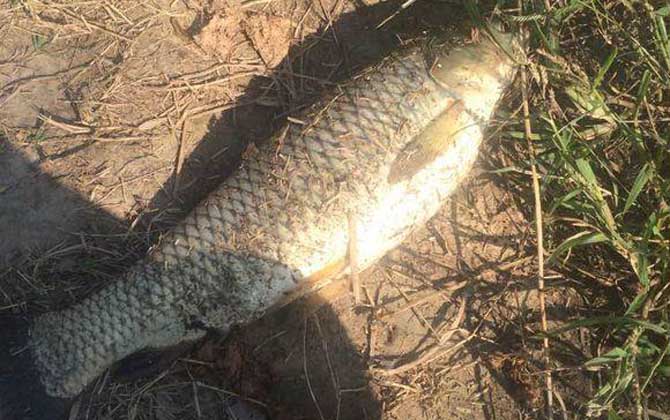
15;29;522;411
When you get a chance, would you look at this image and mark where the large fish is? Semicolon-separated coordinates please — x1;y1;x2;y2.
0;23;522;419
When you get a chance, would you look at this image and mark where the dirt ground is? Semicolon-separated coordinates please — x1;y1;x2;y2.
1;0;594;419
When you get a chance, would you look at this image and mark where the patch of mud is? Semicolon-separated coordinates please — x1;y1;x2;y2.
243;13;293;68
194;7;293;68
194;7;247;60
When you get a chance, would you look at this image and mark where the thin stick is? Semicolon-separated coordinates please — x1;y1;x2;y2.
241;0;277;8
192;381;202;418
135;100;254;132
169;85;189;196
145;71;257;92
648;409;670;420
38;114;93;134
521;66;553;418
377;287;457;320
384;271;440;341
377;297;468;376
0;61;93;106
195;382;267;408
376;331;471;376
348;211;361;304
53;5;133;42
172;119;187;196
375;0;417;29
553;388;569;420
303;318;326;420
313;314;340;412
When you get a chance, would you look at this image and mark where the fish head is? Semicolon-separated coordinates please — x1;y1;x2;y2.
427;23;525;119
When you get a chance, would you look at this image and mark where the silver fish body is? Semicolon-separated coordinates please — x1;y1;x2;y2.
29;29;520;400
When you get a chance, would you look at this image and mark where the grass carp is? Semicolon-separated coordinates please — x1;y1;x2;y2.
1;24;521;420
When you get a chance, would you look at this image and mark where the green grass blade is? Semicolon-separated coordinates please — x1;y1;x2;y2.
621;163;652;216
634;70;651;122
585;347;628;367
540;316;668;337
625;290;648;316
576;157;598;186
549;189;582;214
548;230;608;263
635;252;650;287
608;410;625;420
654;14;670;74
593;47;618;90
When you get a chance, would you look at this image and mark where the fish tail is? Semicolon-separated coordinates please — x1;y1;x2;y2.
0;315;69;420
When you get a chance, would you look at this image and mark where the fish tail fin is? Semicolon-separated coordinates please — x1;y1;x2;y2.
0;315;69;420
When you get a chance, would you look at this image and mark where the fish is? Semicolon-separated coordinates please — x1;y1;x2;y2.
0;23;522;420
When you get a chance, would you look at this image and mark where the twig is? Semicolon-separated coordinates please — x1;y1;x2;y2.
103;1;133;25
253;330;288;353
378;255;534;320
379;380;420;393
38;114;93;134
648;409;670;420
376;0;418;29
553;388;569;420
192;381;202;418
384;271;440;341
144;71;257;92
52;5;133;42
90;136;149;143
521;65;554;418
172;119;187;196
241;0;277;8
169;17;210;58
438;296;467;343
67;398;80;420
50;134;150;143
136;100;255;131
0;61;93;106
313;314;340;414
348;211;361;304
137;62;264;86
167;84;189;196
187;99;255;120
195;382;267;408
303;318;326;420
377;297;468;376
377;285;463;320
377;329;471;376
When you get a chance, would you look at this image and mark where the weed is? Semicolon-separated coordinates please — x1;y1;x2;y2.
31;34;49;50
499;0;670;417
27;127;47;143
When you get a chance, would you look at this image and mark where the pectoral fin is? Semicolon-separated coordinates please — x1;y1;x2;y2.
388;100;466;184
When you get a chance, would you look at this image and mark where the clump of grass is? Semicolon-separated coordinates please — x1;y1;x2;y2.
499;0;670;417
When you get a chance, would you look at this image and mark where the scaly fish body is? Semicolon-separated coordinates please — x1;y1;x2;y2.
4;27;520;417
